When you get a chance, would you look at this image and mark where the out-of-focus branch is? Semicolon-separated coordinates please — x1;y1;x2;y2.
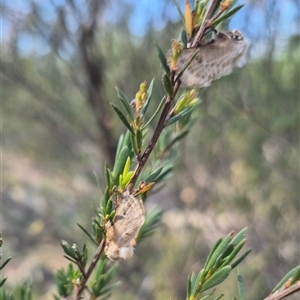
263;281;300;300
77;0;117;166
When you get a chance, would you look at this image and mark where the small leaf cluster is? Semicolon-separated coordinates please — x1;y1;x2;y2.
186;228;251;300
0;233;12;288
54;259;118;300
89;258;120;298
61;241;88;271
0;282;32;300
137;208;163;242
0;233;32;299
112;80;155;157
174;0;244;40
109;77;200;196
55;264;80;298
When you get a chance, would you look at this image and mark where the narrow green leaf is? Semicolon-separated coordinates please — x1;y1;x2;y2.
196;291;214;300
104;262;119;283
104;166;111;190
93;218;102;229
111;104;134;134
197;4;207;28
214;244;235;270
220;239;246;268
77;223;97;246
167;129;190;147
195;0;208;21
231;248;251;269
119;174;123;188
121;171;134;187
237;270;245;300
72;243;82;260
186;275;192;298
105;199;113;215
165;106;194;127
190;272;197;287
145;167;164;183
136;128;143;151
230;228;247;247
109;210;115;220
191;268;204;296
141;78;155;115
291;265;300;284
200;265;232;292
93;220;103;242
100;258;108;275
154;165;174;183
195;293;210;300
82;244;88;267
142;96;166;130
272;265;300;292
155;43;170;75
63;255;77;265
93;171;104;195
115;134;124;160
122;156;131;177
205;234;232;271
0;256;12;270
212;5;245;27
212;295;224;300
0;277;7;287
102;186;110;210
98;281;121;296
61;240;77;259
202;238;222;278
137;209;163;241
113;146;129;179
115;87;134;121
130;132;139;155
122;130;133;150
220;244;235;259
180;28;188;49
162;73;174;97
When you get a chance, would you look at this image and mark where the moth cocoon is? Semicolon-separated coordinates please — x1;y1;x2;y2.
175;30;249;88
105;191;145;261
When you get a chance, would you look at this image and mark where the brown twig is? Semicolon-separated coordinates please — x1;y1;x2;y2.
263;281;300;300
191;0;219;47
209;7;226;24
73;239;105;300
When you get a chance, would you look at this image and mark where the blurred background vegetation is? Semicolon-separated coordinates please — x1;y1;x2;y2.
1;0;299;299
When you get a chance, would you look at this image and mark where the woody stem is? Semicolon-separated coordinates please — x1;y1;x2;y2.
73;239;105;300
191;0;219;47
128;81;180;192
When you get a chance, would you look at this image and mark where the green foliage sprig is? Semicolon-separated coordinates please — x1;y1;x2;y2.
54;1;250;299
186;228;251;300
